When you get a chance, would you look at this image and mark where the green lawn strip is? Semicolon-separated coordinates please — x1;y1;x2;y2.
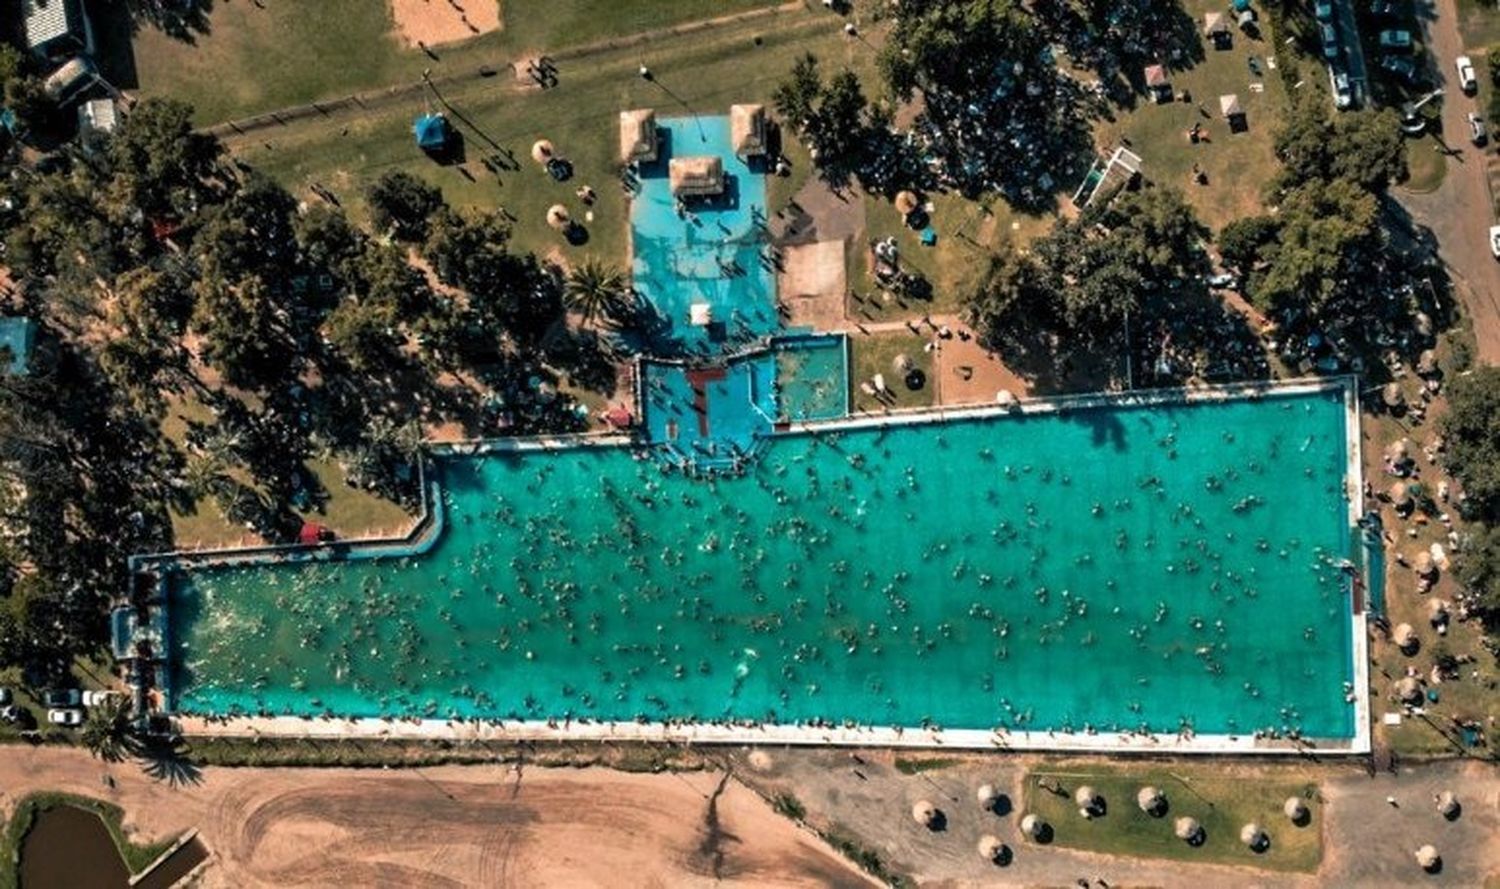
128;0;783;124
1093;0;1289;233
239;10;851;268
893;756;960;775
1023;765;1322;873
0;792;175;889
848;330;936;412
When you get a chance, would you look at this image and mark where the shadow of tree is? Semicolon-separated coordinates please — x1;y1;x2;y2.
138;734;204;787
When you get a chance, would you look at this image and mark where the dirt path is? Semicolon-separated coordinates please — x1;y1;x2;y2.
1396;0;1500;366
0;747;873;888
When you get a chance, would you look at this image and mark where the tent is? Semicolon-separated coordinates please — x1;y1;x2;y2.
1205;11;1232;48
413;113;451;151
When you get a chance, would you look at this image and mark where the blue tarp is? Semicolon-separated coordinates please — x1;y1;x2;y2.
0;317;36;375
413;113;450;150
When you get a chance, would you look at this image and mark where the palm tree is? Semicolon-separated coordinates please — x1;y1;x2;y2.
81;698;136;763
562;260;631;327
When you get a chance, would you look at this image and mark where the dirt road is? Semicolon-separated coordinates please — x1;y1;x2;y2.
0;747;871;888
1397;0;1500;365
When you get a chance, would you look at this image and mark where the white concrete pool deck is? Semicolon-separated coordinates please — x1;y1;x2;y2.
142;378;1371;755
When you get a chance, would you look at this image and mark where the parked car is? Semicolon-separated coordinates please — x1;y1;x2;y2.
43;688;81;708
1381;54;1419;84
1490;225;1500;259
1379;29;1414;51
0;687;10;705
46;708;83;727
1320;23;1340;60
1469;112;1488;145
1369;0;1403;16
1457;55;1478;93
1207;273;1238;289
1314;0;1334;21
0;705;20;724
82;689;119;707
1332;69;1354;109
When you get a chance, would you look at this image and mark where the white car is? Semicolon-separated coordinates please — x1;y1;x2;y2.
1469;112;1488;145
47;708;83;727
82;689;120;707
1490;225;1500;259
1331;69;1354;109
1457;55;1477;93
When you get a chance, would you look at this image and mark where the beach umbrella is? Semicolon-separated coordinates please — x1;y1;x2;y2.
1417;349;1438;376
1020;813;1045;839
1393;623;1418;652
1415;844;1440;871
1385;438;1412;462
976;783;999;810
1388;483;1413;509
912;799;937;828
546;204;571;230
996;389;1017;406
1383;382;1405;408
1240;822;1267;849
1436;791;1459;818
977;834;1006;862
1075;785;1101;812
1414;551;1436;577
1175;816;1203;843
893;353;914;374
895;190;921;216
531;139;555;164
1395;676;1422;704
1428;598;1449;622
1284;796;1309;823
1137;786;1166;816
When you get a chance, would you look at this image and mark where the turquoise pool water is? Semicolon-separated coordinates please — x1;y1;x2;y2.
166;388;1356;738
630;116;777;352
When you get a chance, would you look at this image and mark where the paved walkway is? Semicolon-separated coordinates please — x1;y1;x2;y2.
1396;0;1500;365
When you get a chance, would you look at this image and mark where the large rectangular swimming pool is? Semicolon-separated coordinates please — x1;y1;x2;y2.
164;385;1359;741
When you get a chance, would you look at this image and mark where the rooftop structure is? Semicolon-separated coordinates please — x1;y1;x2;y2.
77;98;117;136
24;0;92;61
730;103;767;158
669;155;725;197
618;108;658;164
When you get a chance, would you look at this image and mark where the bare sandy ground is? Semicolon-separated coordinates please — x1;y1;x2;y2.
0;747;872;888
391;0;502;47
779;240;848;330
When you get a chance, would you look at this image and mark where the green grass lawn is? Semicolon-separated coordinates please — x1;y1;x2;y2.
848;330;936;412
1457;0;1500;49
1094;0;1289;232
1403;131;1450;194
161;395;414;549
851;193;1048;323
237;8;853;266
127;0;782;124
1024;764;1323;873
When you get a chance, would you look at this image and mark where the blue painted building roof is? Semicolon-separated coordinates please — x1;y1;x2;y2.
0;317;36;375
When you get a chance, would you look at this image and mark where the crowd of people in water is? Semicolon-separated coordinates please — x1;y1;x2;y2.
168;394;1357;743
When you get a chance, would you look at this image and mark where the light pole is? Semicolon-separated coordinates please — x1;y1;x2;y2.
639;63;706;142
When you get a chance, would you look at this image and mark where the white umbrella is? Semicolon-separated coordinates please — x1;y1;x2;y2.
1436;791;1459;818
977;834;1006;862
1283;796;1309;822
1175;816;1203;843
912;799;937;828
1240;822;1267;849
1020;813;1045;839
1137;786;1166;815
976;784;998;810
1415;844;1440;870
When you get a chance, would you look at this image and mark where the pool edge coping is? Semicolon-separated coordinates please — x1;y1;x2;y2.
130;376;1372;755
